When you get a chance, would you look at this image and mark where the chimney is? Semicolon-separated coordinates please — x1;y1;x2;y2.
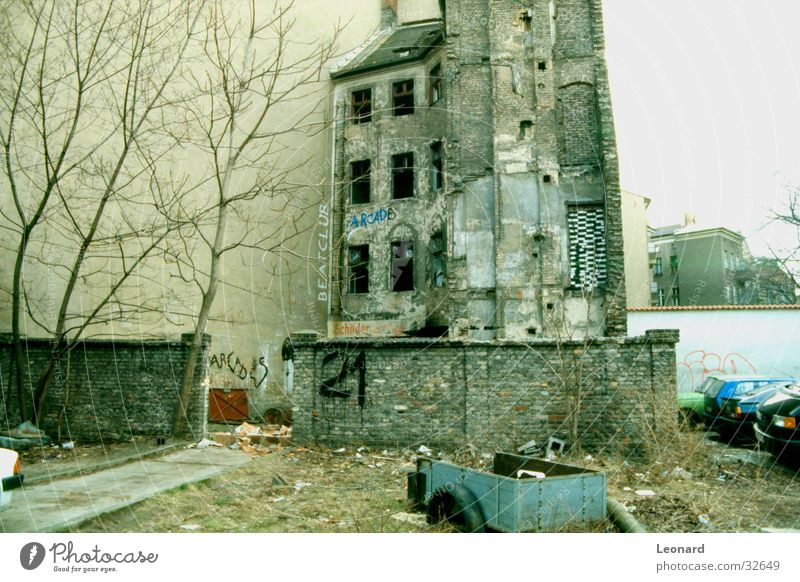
381;0;397;29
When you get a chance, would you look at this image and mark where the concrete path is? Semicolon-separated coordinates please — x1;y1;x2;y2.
0;447;252;533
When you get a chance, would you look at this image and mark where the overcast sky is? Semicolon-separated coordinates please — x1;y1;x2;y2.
602;0;800;257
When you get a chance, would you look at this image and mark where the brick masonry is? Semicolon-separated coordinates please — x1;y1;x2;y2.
290;329;679;454
0;334;210;442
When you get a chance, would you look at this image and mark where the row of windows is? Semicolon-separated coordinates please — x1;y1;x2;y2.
348;233;445;294
347;207;607;295
350;63;444;124
349;142;443;204
656;288;680;307
652;255;678;276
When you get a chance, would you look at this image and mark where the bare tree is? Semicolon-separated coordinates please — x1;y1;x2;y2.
0;0;205;423
168;0;343;434
768;184;800;297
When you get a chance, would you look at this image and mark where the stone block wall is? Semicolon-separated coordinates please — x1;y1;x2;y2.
0;333;210;442
291;329;679;453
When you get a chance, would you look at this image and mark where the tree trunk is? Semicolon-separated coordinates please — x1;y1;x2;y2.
11;235;30;423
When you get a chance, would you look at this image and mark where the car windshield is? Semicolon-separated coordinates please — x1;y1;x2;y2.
700;378;725;397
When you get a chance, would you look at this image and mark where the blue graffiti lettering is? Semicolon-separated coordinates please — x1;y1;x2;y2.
348;208;397;230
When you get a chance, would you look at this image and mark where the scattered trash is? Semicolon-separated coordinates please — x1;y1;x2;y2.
234;422;262;438
698;514;711;525
294;481;312;491
623;487;632;492
625;505;637;513
180;524;201;531
546;437;566;456
191;438;224;449
272;475;290;488
239;437;256;454
391;512;428;526
357;446;368;453
355;452;363;459
670;467;692;480
517;470;546;479
61;442;75;450
417;445;432;456
517;439;539;455
635;489;656;497
333;448;347;455
228;443;240;450
584;455;594;462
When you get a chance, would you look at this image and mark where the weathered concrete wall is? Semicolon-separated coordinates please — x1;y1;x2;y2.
0;334;210;442
629;307;800;393
290;329;678;453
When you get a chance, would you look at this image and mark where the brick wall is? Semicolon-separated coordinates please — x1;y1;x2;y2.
0;333;210;442
291;329;679;454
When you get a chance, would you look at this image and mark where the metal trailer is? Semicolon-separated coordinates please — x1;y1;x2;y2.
408;452;607;532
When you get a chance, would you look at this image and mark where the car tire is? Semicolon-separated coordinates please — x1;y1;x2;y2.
426;484;485;533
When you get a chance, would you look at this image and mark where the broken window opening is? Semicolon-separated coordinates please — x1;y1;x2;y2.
348;245;369;294
392;152;414;199
391;240;414;292
431;141;443;191
519;120;533;140
351;88;372;124
350;159;371;204
567;206;607;290
521;10;533;32
431;231;445;288
393;79;415;116
543;174;552;183
538;61;547;71
429;63;444;104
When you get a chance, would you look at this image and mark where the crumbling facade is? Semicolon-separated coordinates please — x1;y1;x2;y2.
327;0;626;340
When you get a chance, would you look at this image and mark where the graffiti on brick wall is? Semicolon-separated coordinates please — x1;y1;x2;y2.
319;350;366;409
678;350;757;391
208;351;268;389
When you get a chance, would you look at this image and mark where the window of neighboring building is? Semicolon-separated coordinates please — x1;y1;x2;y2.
657;289;666;306
431;141;443;191
669;255;678;273
393;80;414;116
567;206;607;290
431;231;445;288
391;240;414;291
348;245;369;294
392;152;414;199
429;63;444;104
671;288;680;306
350;159;371;204
653;257;663;276
725;282;733;304
351;88;372;124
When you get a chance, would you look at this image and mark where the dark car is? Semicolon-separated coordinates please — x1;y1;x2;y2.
702;374;795;441
755;383;800;461
711;381;795;442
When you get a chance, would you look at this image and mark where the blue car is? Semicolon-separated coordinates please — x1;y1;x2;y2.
702;374;795;441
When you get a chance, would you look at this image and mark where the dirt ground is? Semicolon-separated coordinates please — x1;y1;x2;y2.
73;426;800;533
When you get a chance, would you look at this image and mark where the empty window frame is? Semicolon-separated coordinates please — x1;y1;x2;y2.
657;289;666;307
391;240;414;291
431;231;445;287
430;142;443;191
348;245;369;294
567;206;607;290
429;63;444;104
669;255;679;273
392;152;414;199
653;257;663;276
350;159;371;204
671;288;680;306
393;79;415;116
351;88;372;124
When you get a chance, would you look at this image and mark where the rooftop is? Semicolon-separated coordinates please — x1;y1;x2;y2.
330;21;443;80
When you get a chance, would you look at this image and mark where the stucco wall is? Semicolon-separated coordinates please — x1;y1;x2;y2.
628;308;800;393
